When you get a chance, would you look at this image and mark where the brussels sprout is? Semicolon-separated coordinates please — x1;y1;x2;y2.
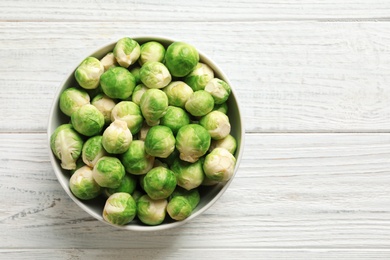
143;166;177;200
59;87;90;117
209;134;237;154
100;67;136;100
160;106;190;135
204;78;231;104
175;124;211;163
137;194;167;226
71;104;105;136
138;41;166;66
82;135;106;167
184;90;214;117
103;192;137;226
167;196;192;221
131;84;148;106
92;156;125;188
105;174;138;197
129;66;141;84
137;121;152;141
69;165;101;200
212;102;228;114
91;94;116;124
199;110;231;140
139;61;172;89
165;42;199;77
113;37;141;68
140;89;168;126
163;81;193;108
100;52;118;71
121;140;155;175
74;57;104;90
171;158;204;190
102;120;133;154
144;125;175;158
203;148;236;182
50;124;84;170
170;187;200;210
111;101;143;135
184;62;214;91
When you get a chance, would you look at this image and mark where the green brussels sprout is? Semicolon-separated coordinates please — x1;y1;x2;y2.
170;187;200;210
139;61;172;89
137;194;167;226
103;192;137;226
100;67;136;100
131;84;148;105
212;102;228;114
113;37;141;68
204;78;231;104
137;121;151;141
171;158;205;190
140;89;168;126
102;120;133;154
74;57;104;90
199;110;231;140
50;124;84;170
209;134;237;154
71;104;105;136
184;90;214;117
121;140;155;175
160;106;190;135
91;94;116;124
166;196;192;221
92;156;125;188
100;52;118;71
203;148;236;182
82;135;106;167
184;62;214;91
105;174;138;197
59;87;90;117
138;41;166;66
163;81;193;108
175;124;211;163
165;42;199;77
143;166;177;200
129;66;141;84
69;165;101;200
144;125;175;158
111;101;143;134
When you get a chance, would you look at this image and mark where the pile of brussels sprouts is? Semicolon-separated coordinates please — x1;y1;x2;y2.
50;37;237;226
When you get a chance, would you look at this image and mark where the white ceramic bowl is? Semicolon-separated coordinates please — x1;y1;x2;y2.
47;36;245;231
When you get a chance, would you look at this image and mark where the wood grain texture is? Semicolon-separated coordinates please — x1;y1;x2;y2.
1;0;390;22
1;22;390;133
1;133;390;253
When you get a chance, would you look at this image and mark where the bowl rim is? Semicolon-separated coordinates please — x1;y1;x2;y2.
47;35;245;231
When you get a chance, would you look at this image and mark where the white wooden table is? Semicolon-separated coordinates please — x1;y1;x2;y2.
1;1;390;259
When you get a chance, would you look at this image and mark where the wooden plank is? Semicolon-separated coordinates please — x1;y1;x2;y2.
1;133;390;249
1;22;390;133
1;0;390;22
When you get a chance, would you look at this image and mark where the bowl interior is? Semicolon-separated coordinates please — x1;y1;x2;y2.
48;36;245;231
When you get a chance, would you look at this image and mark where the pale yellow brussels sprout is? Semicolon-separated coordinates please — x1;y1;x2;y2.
131;84;148;105
111;101;143;135
103;192;137;226
139;61;172;89
69;165;101;200
140;89;168;126
138;41;166;66
165;42;199;77
50;124;84;170
113;37;141;68
184;62;214;91
209;134;237;154
59;87;90;117
163;81;193;108
100;52;118;71
102;120;133;154
91;94;116;125
75;57;104;90
203;148;236;182
184;90;214;117
199;110;231;140
137;194;167;226
137;121;152;141
92;156;125;188
121;140;155;175
71;104;105;136
82;135;106;167
204;78;231;104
